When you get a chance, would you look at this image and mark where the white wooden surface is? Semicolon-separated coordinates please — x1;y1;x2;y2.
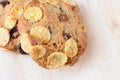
0;0;120;80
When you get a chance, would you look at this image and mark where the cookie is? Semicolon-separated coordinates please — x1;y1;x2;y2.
0;0;31;51
0;0;87;69
17;0;87;69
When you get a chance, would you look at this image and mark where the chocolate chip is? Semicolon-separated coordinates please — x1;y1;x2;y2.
10;27;19;39
58;14;69;22
17;44;28;55
62;30;72;40
0;0;10;7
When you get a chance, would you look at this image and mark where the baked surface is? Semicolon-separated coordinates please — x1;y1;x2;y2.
0;0;87;69
0;0;31;51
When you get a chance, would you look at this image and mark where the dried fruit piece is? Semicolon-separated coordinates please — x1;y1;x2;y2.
0;28;10;46
30;45;46;59
46;0;60;5
10;27;19;39
30;26;51;43
47;52;68;69
65;38;78;57
5;16;17;29
58;14;69;22
10;6;23;19
20;33;32;53
0;0;10;7
24;7;43;22
63;0;76;6
62;30;71;40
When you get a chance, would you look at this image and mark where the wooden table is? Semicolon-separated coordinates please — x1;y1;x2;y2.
0;0;120;80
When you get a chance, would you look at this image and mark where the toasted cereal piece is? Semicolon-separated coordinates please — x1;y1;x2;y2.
20;33;32;53
10;6;23;19
63;0;76;6
4;16;17;30
30;26;51;43
0;28;10;46
47;52;68;69
65;38;78;57
24;7;43;22
46;0;60;5
30;45;46;59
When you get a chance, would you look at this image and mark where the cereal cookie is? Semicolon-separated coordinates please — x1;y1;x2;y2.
18;0;87;69
0;0;87;69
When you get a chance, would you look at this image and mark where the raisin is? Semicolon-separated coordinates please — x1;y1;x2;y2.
58;14;69;22
0;0;10;7
10;27;19;39
62;30;72;40
17;44;28;55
